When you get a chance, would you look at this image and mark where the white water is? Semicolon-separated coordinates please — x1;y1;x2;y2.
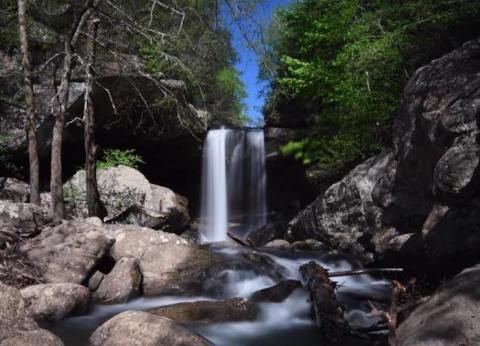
200;129;229;242
200;128;268;242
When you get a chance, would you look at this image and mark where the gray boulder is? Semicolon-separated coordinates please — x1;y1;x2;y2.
21;221;114;284
20;284;89;322
0;283;63;346
398;264;480;346
63;166;190;232
93;257;142;304
111;231;221;296
0;200;51;238
89;311;212;346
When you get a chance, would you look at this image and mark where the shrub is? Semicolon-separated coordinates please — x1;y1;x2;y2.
97;149;144;170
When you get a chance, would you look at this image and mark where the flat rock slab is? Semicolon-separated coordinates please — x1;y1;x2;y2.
20;283;90;322
149;298;258;324
250;280;302;303
21;221;114;284
89;311;212;346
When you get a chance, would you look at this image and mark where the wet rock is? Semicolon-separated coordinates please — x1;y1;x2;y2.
149;298;258;324
20;284;90;322
93;257;142;304
291;239;326;251
264;239;291;250
247;220;288;247
398;264;480;346
0;283;62;345
250;280;302;303
0;178;29;202
241;251;288;281
63;166;190;232
89;311;212;346
21;221;114;284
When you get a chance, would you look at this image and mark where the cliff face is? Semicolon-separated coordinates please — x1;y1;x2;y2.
288;39;480;275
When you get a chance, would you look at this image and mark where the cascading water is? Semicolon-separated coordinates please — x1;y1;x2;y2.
200;128;267;242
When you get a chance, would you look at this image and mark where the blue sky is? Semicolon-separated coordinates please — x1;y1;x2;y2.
225;0;292;125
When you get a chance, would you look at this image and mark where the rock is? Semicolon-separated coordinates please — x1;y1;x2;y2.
20;284;90;322
264;239;291;250
110;230;221;296
0;283;62;345
287;151;392;256
21;221;114;284
88;271;105;291
93;257;142;304
0;200;51;238
89;311;212;346
0;178;29;202
291;239;326;251
286;39;480;273
63;166;190;232
250;280;302;303
149;298;258;324
0;329;63;346
397;264;480;346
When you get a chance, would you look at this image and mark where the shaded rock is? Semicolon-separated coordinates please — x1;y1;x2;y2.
149;298;258;324
20;284;89;322
264;239;291;250
0;329;63;346
241;251;288;281
93;257;142;304
63;166;190;231
88;271;105;291
21;221;114;284
250;280;302;303
0;201;51;238
247;219;288;247
0;283;62;345
0;178;29;202
398;264;480;346
89;311;212;346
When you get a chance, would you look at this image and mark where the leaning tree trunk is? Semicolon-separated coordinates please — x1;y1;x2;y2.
17;0;40;206
83;14;103;217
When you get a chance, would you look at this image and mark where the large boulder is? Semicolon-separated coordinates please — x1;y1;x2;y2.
21;221;114;284
287;39;480;273
397;264;480;346
63;166;190;232
89;311;212;346
287;151;392;257
110;230;221;296
93;257;142;304
149;298;258;324
20;284;90;322
0;283;63;346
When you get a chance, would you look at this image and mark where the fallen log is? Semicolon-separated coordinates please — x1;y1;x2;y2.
227;231;253;247
300;261;350;343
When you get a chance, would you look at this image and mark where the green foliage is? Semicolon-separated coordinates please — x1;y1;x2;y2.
0;0;19;47
97;149;144;170
264;0;480;169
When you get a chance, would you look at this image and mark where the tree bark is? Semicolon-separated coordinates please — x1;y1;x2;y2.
300;261;350;343
50;1;97;221
17;0;40;206
84;14;103;217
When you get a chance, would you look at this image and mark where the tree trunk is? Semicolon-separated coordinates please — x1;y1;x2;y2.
17;0;40;206
84;15;103;217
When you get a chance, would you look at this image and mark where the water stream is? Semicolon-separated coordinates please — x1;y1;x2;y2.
200;129;267;242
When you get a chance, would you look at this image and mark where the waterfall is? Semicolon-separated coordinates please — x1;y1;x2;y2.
200;128;267;242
